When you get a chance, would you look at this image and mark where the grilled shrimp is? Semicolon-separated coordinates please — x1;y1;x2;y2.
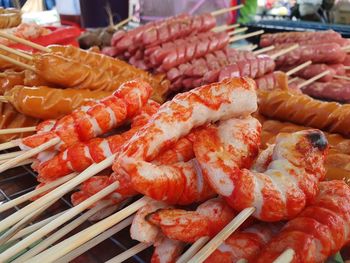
115;77;258;205
194;127;328;221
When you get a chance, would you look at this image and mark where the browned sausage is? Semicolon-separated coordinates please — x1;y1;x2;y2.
5;85;112;119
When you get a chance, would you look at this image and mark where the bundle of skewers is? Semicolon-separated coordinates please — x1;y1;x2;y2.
259;31;350;103
0;6;350;263
0;76;349;262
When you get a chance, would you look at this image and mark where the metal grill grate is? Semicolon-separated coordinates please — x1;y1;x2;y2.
0;156;151;263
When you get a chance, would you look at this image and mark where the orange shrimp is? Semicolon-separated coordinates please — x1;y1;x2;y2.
151;236;184;263
146;197;237;243
115;78;258;205
194;128;328;221
204;223;282;263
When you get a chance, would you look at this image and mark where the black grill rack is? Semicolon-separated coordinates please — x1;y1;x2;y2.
0;158;151;263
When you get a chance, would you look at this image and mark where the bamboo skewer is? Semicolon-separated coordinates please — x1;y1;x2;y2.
0;53;36;71
344;66;350;70
298;70;331;89
0;199;57;246
12;201;112;262
229;30;264;43
334;75;350;81
54;216;134;263
0;44;33;60
228;27;248;36
253;45;275;55
0;31;51;52
0;158;33;167
0;150;23;160
106;243;152;263
176;236;210;263
0;126;36;135
341;44;350;51
0;154;115;233
272;248;295;263
286;60;312;76
0;137;60;174
114;16;134;29
7;210;67;243
26;197;150;263
269;44;299;60
0;140;19;151
0;182;119;262
288;77;299;84
212;23;240;32
0;95;7;103
211;4;244;16
187;207;255;263
0;173;77;213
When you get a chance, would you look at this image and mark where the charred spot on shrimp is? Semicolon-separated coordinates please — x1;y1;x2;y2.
306;131;328;151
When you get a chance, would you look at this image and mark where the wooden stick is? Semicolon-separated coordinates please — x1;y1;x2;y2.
298;70;331;89
0;150;23;160
0;31;51;52
187;207;255;263
212;23;240;32
0;182;119;262
114;16;134;29
12;201;112;262
0;126;36;135
228;27;248;36
0;154;115;233
270;44;299;60
211;4;244;16
272;249;295;263
0;95;8;103
54;216;134;263
253;45;275;55
341;44;350;51
0;199;56;246
344;66;350;70
286;60;312;76
0;137;60;174
0;44;33;60
0;140;19;151
0;158;33;167
26;197;150;263
229;30;264;43
288;77;299;84
176;236;210;263
0;173;77;213
7;210;67;243
334;75;350;81
106;243;152;263
0;53;36;71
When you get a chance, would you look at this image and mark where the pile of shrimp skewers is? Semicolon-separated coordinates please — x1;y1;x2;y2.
0;77;349;263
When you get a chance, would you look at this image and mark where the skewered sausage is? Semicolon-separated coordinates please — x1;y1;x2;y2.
47;45;170;103
5;85;112;119
0;102;39;143
0;70;24;94
258;89;350;137
260;30;344;47
271;43;346;66
0;8;21;29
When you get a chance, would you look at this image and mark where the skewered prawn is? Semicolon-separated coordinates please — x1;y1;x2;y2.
36;101;160;182
71;130;196;206
151;236;184;263
194;128;328;221
115;77;258;204
146;197;238;243
19;79;152;152
204;222;282;263
256;180;350;262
